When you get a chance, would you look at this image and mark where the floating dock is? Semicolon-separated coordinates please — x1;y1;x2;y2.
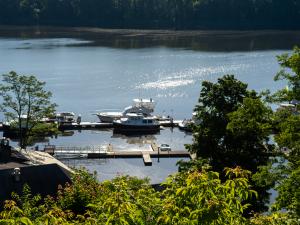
87;150;191;158
159;120;182;127
143;153;152;166
58;122;113;130
58;120;182;130
0;120;183;131
43;144;191;166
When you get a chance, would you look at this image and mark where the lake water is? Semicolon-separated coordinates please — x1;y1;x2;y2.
0;27;299;183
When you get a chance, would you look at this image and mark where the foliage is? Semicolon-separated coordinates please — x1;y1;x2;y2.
19;0;47;22
0;167;258;224
273;162;300;218
257;47;300;220
56;169;100;215
0;0;300;29
186;75;274;213
86;175;161;224
273;46;300;103
274;114;300;163
177;158;211;173
226;97;274;171
250;212;300;225
187;74;250;162
158;167;256;224
0;71;57;148
271;113;300;218
187;75;273;173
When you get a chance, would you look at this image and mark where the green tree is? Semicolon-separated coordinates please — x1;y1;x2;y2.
227;97;274;172
0;71;57;148
255;48;300;220
19;0;47;24
187;75;250;165
159;166;256;224
187;75;272;173
273;46;300;103
272;114;300;218
263;48;300;218
187;75;274;212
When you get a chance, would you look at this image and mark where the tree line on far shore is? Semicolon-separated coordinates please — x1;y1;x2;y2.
0;0;300;29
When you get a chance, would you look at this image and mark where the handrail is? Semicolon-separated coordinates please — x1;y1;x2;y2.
53;145;108;154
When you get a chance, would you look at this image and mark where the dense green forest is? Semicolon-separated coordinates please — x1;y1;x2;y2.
0;0;300;29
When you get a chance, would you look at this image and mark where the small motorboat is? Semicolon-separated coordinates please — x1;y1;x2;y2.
178;119;193;132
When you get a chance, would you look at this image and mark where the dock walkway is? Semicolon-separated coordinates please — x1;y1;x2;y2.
59;122;113;130
43;144;191;166
0;120;183;131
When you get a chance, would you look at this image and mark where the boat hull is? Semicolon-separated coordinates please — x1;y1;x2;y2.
97;114;122;123
113;122;160;134
178;122;192;132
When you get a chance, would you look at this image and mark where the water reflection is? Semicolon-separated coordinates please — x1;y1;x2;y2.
111;133;156;145
61;157;189;184
1;26;300;51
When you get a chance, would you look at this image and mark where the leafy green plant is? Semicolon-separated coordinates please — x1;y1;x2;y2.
158;167;256;225
0;167;258;225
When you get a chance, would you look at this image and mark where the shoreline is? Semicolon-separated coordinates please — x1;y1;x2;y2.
1;25;300;38
1;25;300;51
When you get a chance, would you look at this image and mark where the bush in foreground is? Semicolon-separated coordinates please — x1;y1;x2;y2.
0;167;261;224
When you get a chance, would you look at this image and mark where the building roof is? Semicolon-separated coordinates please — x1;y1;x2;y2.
0;163;71;209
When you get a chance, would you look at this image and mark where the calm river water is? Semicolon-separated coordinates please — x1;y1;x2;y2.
0;27;299;183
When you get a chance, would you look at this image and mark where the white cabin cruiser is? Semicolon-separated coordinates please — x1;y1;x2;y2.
54;112;76;123
113;113;160;133
96;98;156;123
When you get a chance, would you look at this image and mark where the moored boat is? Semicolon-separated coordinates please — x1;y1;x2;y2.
96;98;155;123
113;113;160;134
178;119;193;132
54;112;76;123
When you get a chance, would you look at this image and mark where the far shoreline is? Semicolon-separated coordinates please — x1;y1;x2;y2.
1;25;300;38
1;25;300;51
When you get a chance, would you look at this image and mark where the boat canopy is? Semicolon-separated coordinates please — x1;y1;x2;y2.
132;98;155;110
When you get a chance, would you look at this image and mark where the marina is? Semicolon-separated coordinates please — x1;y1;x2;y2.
0;29;292;183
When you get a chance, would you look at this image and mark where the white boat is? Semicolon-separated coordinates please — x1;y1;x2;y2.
178;113;198;132
113;113;160;134
178;119;193;132
96;98;156;123
277;102;299;115
52;112;76;123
